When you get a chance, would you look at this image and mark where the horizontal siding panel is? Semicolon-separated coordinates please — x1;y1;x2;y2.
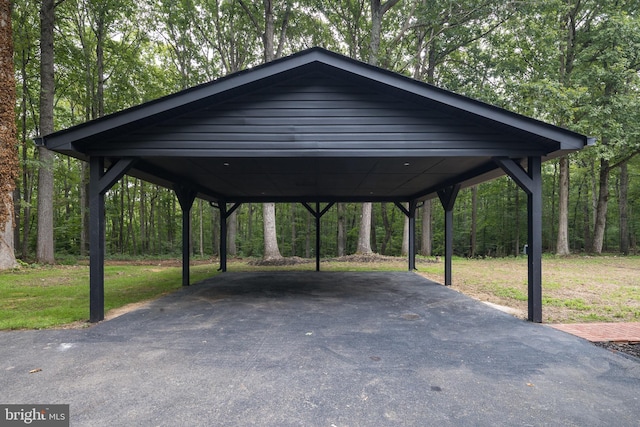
149;123;480;134
111;139;521;149
170;115;454;127
87;147;544;158
131;132;507;143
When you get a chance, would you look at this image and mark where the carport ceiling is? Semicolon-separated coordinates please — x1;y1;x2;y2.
39;48;590;203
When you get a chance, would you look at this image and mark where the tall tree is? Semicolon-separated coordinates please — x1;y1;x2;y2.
238;0;295;260
36;0;55;264
581;4;640;253
356;0;401;255
0;0;19;269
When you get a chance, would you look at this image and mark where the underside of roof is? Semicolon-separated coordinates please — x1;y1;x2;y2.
38;48;591;203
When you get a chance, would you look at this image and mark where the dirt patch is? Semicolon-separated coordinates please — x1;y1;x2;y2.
247;257;313;266
53;301;155;330
102;258;216;267
329;254;412;263
104;301;152;320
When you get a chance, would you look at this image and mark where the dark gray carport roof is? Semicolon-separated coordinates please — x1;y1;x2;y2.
37;47;591;203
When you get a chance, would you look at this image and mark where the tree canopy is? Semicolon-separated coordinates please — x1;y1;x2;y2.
7;0;640;265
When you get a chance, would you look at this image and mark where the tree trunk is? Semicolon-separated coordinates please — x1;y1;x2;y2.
0;0;18;269
228;209;237;256
36;0;55;264
355;0;400;254
263;0;274;62
19;54;31;259
369;0;382;65
556;156;570;255
80;162;89;256
263;202;282;260
211;205;219;257
420;199;432;256
591;158;610;254
356;203;373;254
380;203;392;254
619;161;629;255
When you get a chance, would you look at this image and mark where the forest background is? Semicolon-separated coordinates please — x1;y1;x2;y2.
5;0;640;266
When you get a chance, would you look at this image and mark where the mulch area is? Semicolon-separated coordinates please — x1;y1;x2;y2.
595;342;640;359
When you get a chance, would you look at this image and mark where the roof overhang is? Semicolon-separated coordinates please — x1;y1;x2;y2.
36;47;591;203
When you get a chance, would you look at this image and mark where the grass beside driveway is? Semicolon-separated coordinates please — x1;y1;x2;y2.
417;255;640;323
0;263;218;329
1;255;639;329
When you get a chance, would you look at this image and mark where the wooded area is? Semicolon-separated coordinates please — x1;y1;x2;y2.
4;0;640;266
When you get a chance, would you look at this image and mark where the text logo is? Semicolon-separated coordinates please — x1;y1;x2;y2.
0;405;69;427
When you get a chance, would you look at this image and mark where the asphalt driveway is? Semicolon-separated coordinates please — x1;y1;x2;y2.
1;272;638;426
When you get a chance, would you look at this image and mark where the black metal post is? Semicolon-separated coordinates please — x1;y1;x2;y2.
438;185;460;286
89;156;105;323
175;186;197;286
493;156;543;322
408;200;417;271
219;203;227;272
301;202;335;272
527;157;542;322
88;157;137;322
315;202;321;272
393;201;418;271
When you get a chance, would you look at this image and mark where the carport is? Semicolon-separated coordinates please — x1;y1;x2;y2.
36;48;591;324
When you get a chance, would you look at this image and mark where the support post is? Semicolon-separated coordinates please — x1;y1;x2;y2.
438;185;460;286
527;157;542;322
89;157;105;323
393;201;418;271
408;200;417;271
89;157;137;322
175;186;197;286
219;203;227;272
494;157;543;322
315;202;321;272
216;202;241;273
301;202;335;272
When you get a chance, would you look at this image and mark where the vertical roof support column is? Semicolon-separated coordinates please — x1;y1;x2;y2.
394;201;418;271
89;156;105;323
302;202;335;272
218;203;227;272
89;156;137;322
175;186;197;286
494;156;543;323
438;185;461;286
215;202;242;273
408;200;417;271
315;202;321;272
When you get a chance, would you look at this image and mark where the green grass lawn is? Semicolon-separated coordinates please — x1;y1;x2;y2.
1;255;639;329
0;263;219;329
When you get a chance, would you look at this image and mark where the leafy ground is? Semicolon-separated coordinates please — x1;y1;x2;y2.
1;255;638;329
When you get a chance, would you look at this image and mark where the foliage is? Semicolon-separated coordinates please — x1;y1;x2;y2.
7;0;640;263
